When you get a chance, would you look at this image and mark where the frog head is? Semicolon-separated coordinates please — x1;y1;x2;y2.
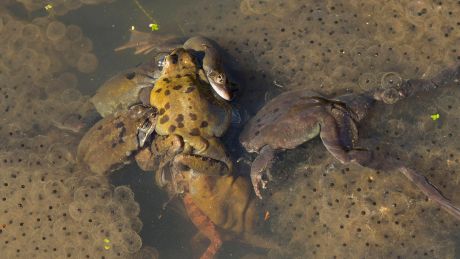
206;69;232;101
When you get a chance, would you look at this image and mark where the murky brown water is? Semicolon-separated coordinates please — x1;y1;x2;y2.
1;0;459;258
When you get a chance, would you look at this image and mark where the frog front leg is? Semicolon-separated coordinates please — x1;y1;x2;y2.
175;137;233;176
249;145;275;199
135;134;184;171
183;193;222;259
133;134;189;197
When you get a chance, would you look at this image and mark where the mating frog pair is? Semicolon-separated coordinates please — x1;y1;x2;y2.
78;41;274;258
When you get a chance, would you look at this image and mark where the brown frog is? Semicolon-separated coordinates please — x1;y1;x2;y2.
77;105;157;175
90;53;166;117
150;134;277;259
239;65;460;220
239;90;373;198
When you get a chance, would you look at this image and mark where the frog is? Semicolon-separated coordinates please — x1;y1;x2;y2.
77;104;157;175
181;170;276;259
149;134;278;259
51;113;93;134
150;47;233;177
90;52;167;117
79;42;236;178
239;65;460;220
239;90;373;199
183;36;232;101
116;30;234;101
113;47;274;257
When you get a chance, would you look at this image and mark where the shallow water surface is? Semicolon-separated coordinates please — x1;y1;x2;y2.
0;0;460;258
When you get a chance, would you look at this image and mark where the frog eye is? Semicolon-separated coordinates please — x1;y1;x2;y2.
216;74;225;83
208;71;225;83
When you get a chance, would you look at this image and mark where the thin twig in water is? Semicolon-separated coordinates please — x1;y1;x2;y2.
132;0;158;24
175;18;186;36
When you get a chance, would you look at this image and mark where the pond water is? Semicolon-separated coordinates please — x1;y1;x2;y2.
0;0;460;258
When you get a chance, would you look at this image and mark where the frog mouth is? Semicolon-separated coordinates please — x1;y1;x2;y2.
210;80;233;101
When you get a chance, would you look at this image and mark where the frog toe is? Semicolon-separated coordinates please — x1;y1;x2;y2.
251;172;267;200
134;147;156;171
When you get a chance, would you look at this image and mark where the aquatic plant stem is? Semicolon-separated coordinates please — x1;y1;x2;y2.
132;0;158;24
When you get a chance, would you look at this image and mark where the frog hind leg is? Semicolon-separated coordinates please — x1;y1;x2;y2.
183;194;222;259
363;157;460;220
319;114;371;165
398;166;460;220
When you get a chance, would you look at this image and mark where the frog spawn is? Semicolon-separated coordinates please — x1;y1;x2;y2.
14;0;115;16
177;0;460;110
263;160;457;258
0;136;146;258
0;8;151;259
2;0;459;258
172;0;460;257
0;10;100;135
1;12;98;76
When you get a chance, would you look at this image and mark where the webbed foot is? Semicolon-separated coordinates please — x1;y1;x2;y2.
251;171;269;200
250;145;275;199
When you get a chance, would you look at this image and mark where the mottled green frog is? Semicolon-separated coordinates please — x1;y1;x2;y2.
150;47;233;177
